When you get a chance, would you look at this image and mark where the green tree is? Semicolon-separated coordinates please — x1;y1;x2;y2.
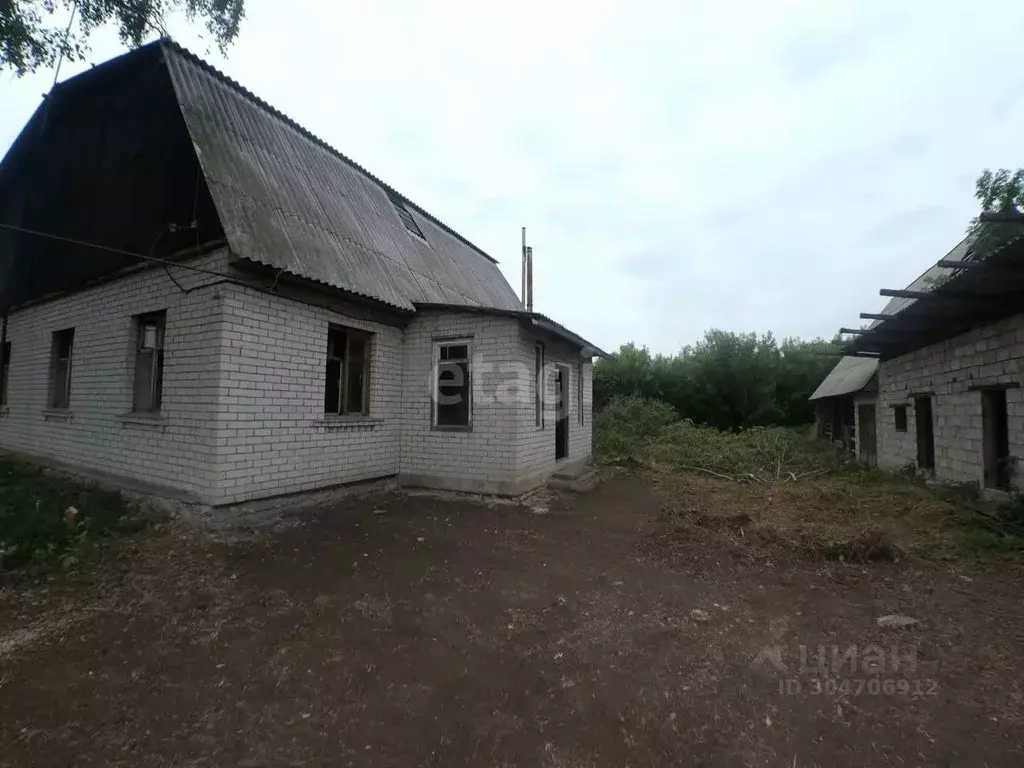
1;0;245;76
593;331;840;431
966;168;1024;260
592;342;657;409
774;336;840;427
683;330;781;431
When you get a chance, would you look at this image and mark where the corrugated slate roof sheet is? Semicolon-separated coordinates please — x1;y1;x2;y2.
413;302;610;359
865;237;972;330
809;356;878;401
160;40;521;312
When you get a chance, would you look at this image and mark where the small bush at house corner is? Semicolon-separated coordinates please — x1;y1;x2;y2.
0;457;148;578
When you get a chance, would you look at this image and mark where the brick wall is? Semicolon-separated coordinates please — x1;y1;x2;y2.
515;327;593;475
876;313;1024;486
399;311;522;491
0;251;230;499
2;271;598;503
209;283;403;505
397;311;594;492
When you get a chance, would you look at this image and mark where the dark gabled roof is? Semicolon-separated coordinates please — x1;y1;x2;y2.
157;39;523;311
23;38;517;312
2;41;611;353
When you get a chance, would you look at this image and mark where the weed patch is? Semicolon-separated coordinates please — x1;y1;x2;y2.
599;399;1024;559
0;457;148;578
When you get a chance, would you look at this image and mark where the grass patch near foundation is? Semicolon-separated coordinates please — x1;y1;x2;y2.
0;456;148;579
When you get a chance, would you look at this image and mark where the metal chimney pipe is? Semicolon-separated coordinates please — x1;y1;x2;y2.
521;227;527;307
526;245;534;312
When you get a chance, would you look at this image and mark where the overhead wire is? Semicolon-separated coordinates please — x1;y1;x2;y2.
0;222;264;291
1;1;79;378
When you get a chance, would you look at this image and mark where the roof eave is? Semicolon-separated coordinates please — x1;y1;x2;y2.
528;316;611;360
845;233;1024;360
412;302;610;359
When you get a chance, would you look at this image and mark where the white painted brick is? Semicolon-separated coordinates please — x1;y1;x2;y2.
1;261;595;504
0;251;230;498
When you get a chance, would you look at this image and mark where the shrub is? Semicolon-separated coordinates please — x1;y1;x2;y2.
959;495;1024;551
594;395;678;456
0;458;148;577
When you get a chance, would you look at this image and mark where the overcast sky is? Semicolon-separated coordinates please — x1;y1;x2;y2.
2;1;1021;354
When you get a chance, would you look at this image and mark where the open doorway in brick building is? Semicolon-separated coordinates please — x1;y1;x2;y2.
982;387;1012;490
915;395;935;472
554;366;569;460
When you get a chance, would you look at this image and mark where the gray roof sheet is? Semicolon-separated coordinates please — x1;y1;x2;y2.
160;41;521;312
866;237;972;329
414;302;611;359
809;356;878;401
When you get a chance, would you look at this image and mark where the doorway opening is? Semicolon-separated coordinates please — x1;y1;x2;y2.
554;366;569;460
982;388;1011;490
858;403;877;466
914;395;935;472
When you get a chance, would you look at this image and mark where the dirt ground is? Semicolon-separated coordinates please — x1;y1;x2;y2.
2;471;1023;767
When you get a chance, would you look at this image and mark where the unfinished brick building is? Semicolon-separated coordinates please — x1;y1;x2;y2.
0;41;605;506
823;235;1024;494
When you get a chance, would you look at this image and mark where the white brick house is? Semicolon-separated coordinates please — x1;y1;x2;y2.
0;41;605;506
824;235;1024;494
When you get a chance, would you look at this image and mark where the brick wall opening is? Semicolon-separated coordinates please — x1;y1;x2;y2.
914;396;935;471
982;388;1011;490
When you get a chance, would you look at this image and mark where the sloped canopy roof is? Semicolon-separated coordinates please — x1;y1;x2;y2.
1;39;523;313
809;356;878;401
864;238;973;327
844;233;1024;359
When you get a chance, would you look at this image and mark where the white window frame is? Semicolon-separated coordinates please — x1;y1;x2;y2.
433;338;473;429
50;328;75;410
132;311;166;413
324;325;372;416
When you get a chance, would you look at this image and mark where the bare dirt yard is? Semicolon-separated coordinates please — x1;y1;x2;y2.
2;470;1023;767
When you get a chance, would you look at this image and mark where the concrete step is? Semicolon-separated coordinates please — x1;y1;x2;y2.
548;467;601;493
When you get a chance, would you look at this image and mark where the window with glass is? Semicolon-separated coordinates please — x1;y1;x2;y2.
325;326;371;415
133;312;166;412
50;328;74;410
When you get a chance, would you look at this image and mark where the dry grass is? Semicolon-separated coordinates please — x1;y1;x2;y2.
594;397;1022;560
644;465;968;564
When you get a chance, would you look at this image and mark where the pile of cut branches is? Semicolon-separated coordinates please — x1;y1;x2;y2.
646;420;846;483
